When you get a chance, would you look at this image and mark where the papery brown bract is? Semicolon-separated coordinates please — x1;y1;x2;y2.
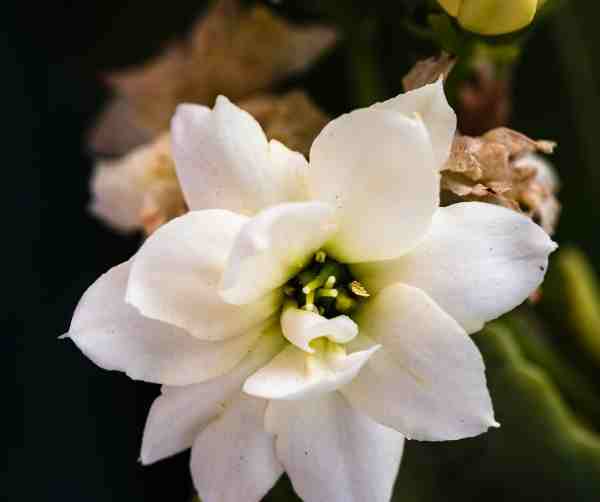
88;0;338;155
402;53;457;93
239;92;329;158
441;128;560;234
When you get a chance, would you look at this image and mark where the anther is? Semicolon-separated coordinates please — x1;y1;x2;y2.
350;280;370;298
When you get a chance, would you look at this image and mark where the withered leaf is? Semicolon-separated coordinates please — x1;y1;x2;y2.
442;128;560;234
89;0;337;155
403;52;456;92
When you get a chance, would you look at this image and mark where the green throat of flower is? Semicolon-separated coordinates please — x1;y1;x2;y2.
284;250;370;318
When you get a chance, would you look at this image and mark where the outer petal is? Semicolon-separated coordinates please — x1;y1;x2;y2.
171;97;307;213
308;106;438;263
341;283;498;441
191;394;283;502
243;343;379;400
140;329;285;464
67;262;271;385
353;202;557;334
375;79;457;169
220;202;338;305
281;301;358;352
126;210;282;340
265;392;404;502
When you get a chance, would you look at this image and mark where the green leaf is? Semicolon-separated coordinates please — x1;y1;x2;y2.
542;247;600;367
394;321;600;502
505;310;600;427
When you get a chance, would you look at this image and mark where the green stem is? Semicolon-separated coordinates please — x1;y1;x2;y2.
345;17;387;107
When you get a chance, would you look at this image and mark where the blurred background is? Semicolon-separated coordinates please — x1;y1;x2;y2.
20;0;600;500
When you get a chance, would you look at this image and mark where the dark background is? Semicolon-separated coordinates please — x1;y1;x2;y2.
15;1;600;501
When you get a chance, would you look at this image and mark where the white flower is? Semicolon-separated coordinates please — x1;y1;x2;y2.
66;80;556;502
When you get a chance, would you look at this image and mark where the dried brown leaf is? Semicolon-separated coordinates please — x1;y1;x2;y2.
89;0;337;154
442;128;560;234
403;52;456;92
239;91;329;157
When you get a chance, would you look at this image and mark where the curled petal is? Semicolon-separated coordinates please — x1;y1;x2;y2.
243;342;379;400
220;202;338;305
281;301;358;352
126;210;282;340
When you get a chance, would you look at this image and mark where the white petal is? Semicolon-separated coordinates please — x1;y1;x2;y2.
126;210;282;340
308;105;438;263
191;394;283;502
67;261;274;385
243;342;379;400
140;330;285;464
341;283;498;441
375;79;457;169
220;202;338;305
280;301;358;352
265;392;404;502
171;97;307;214
268;139;310;202
89;157;145;232
353;202;557;333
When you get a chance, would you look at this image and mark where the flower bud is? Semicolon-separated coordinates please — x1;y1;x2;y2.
438;0;545;35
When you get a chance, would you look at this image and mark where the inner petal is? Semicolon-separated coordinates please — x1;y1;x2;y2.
280;300;358;353
219;201;338;305
243;340;380;401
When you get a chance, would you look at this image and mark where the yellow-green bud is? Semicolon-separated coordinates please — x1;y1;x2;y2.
438;0;545;36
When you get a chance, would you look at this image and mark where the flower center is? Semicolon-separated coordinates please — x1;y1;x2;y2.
283;250;370;318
